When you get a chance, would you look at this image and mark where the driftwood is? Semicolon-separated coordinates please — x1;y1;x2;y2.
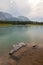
9;42;26;55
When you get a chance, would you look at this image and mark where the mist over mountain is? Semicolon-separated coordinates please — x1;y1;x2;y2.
0;12;12;20
18;16;29;21
0;12;29;21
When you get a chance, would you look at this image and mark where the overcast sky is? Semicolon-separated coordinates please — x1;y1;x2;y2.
0;0;43;21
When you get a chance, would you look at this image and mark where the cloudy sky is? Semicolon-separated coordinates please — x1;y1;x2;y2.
0;0;43;21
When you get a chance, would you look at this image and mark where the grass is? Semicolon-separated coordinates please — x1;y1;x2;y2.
0;24;13;27
0;23;43;27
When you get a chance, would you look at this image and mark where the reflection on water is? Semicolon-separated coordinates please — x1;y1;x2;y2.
0;25;43;54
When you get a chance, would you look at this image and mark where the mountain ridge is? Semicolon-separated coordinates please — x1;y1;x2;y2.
0;12;29;21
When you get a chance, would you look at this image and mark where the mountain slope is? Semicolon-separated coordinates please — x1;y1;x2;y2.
18;16;29;21
0;12;12;20
0;12;29;21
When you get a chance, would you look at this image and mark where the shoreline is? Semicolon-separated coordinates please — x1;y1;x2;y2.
0;43;43;65
0;24;43;27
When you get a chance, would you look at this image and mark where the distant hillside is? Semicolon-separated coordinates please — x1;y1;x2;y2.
0;12;29;21
0;12;12;20
18;16;29;21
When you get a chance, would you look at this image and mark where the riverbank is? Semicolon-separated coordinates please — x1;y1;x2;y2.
0;42;43;65
0;24;12;27
0;23;43;27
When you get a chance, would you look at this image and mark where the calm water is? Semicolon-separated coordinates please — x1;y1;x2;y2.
0;25;43;55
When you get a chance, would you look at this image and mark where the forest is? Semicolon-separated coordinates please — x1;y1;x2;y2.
0;21;43;25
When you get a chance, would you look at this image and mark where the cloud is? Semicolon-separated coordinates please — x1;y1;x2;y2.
29;0;43;21
0;0;9;11
0;0;43;21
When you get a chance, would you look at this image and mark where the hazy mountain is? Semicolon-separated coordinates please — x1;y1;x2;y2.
0;12;12;20
7;17;19;21
0;12;29;21
18;16;29;21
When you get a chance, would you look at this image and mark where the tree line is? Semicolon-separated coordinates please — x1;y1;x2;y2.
0;21;43;25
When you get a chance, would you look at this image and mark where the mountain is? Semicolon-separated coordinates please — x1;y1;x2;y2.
18;16;29;21
7;17;19;21
8;16;29;21
0;12;12;20
0;12;29;21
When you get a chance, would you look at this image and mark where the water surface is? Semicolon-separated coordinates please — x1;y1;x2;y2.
0;25;43;55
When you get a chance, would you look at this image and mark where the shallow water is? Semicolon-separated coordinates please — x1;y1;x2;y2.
0;25;43;55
